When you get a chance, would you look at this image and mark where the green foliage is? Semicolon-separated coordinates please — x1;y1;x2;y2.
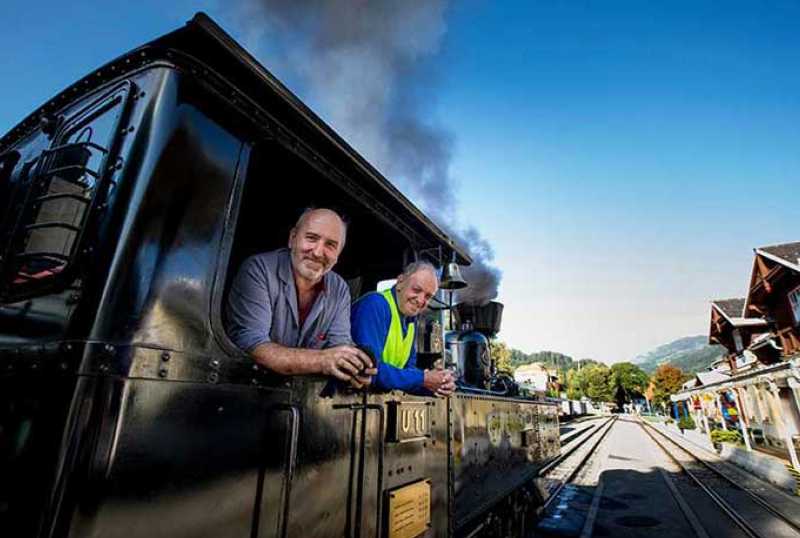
677;414;696;430
491;340;512;374
710;429;742;445
509;349;574;370
565;368;584;400
584;364;614;402
610;362;649;407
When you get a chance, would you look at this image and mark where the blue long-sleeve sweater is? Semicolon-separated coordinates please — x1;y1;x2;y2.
350;287;425;392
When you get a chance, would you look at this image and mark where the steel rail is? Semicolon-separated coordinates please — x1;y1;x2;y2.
642;420;800;535
539;416;614;477
541;416;617;511
639;421;797;538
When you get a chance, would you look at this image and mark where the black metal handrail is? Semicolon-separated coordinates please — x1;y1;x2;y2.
24;222;81;233
33;192;93;205
38;164;100;181
41;141;108;156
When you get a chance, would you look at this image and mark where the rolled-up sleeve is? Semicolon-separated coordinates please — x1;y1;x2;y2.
226;257;273;352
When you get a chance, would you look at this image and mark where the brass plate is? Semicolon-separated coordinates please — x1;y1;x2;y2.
387;479;431;538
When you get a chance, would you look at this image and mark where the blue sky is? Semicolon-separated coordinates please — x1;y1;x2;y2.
2;1;797;362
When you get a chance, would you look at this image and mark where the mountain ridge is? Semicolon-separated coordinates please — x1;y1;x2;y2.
633;335;725;374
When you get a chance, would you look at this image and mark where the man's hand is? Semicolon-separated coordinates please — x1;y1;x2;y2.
320;345;376;388
423;369;456;397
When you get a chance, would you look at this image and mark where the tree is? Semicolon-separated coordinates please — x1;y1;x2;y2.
565;368;584;400
491;340;512;374
651;364;687;408
585;364;614;402
610;362;650;408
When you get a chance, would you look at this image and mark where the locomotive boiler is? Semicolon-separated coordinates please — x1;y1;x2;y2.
0;13;559;538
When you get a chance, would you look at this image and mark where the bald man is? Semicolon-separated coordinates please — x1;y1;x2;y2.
226;208;375;388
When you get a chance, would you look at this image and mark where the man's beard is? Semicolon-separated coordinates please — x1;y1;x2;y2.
297;255;328;281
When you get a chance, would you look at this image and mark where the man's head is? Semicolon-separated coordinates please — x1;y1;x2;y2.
395;261;439;317
288;208;347;285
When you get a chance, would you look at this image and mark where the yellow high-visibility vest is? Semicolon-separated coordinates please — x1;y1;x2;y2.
380;288;415;368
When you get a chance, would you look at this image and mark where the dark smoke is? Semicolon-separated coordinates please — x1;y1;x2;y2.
236;0;501;304
448;227;503;306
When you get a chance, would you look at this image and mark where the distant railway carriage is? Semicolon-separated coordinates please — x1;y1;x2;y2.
0;14;560;538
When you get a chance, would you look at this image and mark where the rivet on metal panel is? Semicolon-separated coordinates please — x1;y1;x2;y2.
161;351;170;362
210;359;220;369
208;372;219;383
158;368;168;378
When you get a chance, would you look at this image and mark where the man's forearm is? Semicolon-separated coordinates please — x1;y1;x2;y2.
250;342;324;375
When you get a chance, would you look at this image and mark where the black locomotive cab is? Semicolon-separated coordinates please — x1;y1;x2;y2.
0;13;559;538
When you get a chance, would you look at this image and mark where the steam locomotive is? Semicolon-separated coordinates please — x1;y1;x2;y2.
0;14;559;538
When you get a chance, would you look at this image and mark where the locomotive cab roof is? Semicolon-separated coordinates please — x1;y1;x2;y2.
1;12;471;271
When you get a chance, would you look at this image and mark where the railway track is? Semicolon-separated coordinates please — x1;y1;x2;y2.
640;419;800;538
539;415;617;510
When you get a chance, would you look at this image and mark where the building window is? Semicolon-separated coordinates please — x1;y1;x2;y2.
789;285;800;326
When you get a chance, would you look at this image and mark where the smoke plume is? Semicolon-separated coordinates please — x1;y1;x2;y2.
236;0;501;304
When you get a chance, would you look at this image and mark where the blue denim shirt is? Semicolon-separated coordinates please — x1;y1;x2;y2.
226;248;352;352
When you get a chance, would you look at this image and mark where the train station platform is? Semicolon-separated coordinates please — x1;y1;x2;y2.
649;419;800;495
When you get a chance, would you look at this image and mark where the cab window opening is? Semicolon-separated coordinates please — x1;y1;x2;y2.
220;139;412;354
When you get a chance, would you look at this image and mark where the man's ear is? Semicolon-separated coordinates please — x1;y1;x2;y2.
288;227;296;247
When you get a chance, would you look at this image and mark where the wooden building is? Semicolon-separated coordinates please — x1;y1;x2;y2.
745;242;800;359
709;297;767;373
673;242;800;469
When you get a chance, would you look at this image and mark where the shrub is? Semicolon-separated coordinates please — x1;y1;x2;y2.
677;415;696;430
710;429;742;445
